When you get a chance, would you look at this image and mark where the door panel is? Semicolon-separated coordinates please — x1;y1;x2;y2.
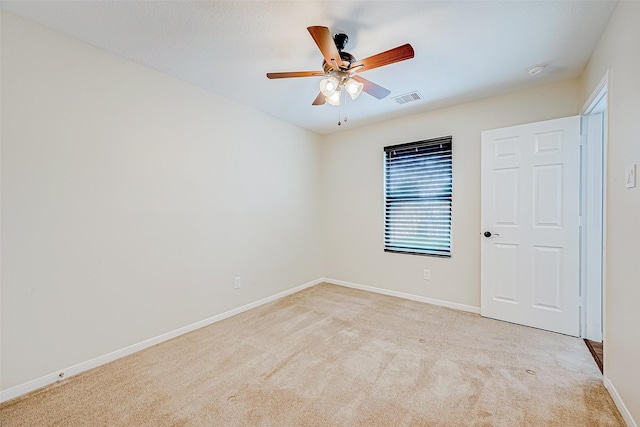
533;165;563;226
532;246;562;310
481;116;580;336
495;169;519;224
494;243;519;302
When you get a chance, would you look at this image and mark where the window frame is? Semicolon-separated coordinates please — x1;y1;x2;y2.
383;136;453;258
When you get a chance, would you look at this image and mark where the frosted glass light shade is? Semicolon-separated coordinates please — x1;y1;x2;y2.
345;78;364;99
325;88;341;106
319;76;340;97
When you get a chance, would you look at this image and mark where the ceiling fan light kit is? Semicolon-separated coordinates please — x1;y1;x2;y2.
319;76;340;97
325;88;342;106
267;26;414;115
319;75;364;105
345;78;364;100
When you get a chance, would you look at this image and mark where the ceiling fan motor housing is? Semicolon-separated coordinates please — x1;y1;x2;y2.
333;33;349;51
322;51;356;73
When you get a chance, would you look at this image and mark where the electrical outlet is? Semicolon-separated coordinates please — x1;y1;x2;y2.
423;269;431;280
234;277;241;289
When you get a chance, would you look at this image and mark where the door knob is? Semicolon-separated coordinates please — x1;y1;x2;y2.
483;231;499;238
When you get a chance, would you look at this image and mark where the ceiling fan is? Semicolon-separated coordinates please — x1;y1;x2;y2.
266;26;414;106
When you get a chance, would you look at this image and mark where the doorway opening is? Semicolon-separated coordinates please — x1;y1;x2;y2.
580;75;607;373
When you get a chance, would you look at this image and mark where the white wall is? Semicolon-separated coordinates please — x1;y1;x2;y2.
581;1;640;422
320;79;581;309
0;12;323;390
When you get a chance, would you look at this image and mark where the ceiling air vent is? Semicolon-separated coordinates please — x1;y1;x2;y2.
392;91;423;105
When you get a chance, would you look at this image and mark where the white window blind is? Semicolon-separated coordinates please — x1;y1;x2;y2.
384;137;452;257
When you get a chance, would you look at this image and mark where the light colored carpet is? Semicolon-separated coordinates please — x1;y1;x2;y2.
0;283;624;426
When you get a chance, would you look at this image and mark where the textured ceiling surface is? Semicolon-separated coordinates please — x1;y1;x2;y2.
2;1;617;134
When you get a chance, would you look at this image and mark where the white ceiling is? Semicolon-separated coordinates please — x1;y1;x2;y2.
2;1;617;135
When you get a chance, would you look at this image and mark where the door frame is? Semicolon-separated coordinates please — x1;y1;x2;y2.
579;72;608;345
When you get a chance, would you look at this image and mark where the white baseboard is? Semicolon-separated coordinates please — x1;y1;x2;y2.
604;376;637;427
323;278;481;314
0;277;323;404
5;276;631;425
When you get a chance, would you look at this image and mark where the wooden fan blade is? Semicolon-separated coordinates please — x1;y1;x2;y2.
266;71;325;79
352;44;414;73
312;92;326;106
307;26;342;71
351;75;391;100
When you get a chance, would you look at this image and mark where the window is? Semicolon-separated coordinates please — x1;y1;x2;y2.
384;136;452;257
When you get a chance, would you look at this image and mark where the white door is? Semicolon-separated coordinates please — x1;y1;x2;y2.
481;116;581;336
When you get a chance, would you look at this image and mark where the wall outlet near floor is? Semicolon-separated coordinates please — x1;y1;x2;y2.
234;277;241;289
423;269;431;280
